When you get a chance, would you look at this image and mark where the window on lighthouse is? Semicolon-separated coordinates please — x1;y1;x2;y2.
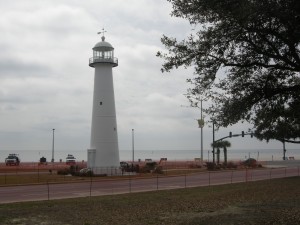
99;51;104;58
104;51;110;59
93;50;113;59
94;51;104;58
104;51;113;59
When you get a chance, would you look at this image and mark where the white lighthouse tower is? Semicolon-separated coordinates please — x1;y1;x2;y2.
87;30;120;174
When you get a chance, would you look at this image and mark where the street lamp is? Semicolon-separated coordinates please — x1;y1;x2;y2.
132;129;135;163
283;140;287;160
51;129;55;163
197;99;204;163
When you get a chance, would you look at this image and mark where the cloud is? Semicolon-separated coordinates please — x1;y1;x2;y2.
0;0;292;158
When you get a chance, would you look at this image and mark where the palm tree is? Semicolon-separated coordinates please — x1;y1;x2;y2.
219;140;231;165
211;140;231;165
211;141;222;164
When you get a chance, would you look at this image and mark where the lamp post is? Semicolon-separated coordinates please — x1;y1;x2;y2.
197;100;204;163
132;129;135;163
283;140;286;160
51;129;55;163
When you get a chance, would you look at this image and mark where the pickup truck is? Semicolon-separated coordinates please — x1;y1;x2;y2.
5;154;20;166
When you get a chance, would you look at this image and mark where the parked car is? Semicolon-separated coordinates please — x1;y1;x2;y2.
5;154;20;166
66;154;76;165
39;157;47;165
120;161;129;168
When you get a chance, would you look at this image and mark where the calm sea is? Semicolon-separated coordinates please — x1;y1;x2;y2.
0;148;299;163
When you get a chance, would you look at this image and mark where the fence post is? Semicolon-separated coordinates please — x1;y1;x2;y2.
89;175;92;198
129;175;131;193
185;173;187;188
156;175;158;190
208;171;211;186
245;168;248;182
285;168;287;177
269;168;272;180
231;170;233;184
47;181;50;201
111;178;114;195
37;165;40;183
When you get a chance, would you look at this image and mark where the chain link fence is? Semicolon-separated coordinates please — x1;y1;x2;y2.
0;165;299;203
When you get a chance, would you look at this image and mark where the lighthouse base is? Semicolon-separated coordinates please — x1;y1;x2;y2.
87;148;121;176
91;167;122;176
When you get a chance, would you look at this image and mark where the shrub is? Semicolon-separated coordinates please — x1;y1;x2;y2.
57;168;70;175
205;162;218;170
70;165;81;175
86;170;94;176
146;162;157;169
57;165;85;176
226;161;238;169
121;163;140;173
243;158;258;168
188;164;202;169
140;162;158;173
139;166;150;173
153;166;164;174
134;164;140;173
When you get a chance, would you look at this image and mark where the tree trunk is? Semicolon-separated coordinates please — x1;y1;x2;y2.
224;147;227;166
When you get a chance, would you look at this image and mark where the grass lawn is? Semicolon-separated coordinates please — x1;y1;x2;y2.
0;177;300;225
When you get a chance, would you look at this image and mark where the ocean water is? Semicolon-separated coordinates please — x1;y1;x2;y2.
0;148;299;163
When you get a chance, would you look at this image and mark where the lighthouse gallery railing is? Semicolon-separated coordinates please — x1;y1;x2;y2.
89;56;118;66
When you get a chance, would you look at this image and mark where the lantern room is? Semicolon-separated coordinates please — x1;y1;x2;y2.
89;36;118;67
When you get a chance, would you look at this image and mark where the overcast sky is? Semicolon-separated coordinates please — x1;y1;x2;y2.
0;0;297;158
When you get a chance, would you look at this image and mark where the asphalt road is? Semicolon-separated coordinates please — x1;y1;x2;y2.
264;159;300;168
0;166;299;204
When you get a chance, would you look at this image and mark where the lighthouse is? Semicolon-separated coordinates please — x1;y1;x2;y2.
87;30;120;174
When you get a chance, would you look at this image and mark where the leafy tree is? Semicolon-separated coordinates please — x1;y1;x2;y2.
157;0;300;143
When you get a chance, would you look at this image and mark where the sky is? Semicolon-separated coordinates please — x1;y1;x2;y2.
0;0;298;159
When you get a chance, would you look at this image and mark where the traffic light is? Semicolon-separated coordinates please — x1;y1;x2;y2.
242;131;244;137
229;132;232;138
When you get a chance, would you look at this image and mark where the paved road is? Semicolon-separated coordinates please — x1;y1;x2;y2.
264;160;300;168
0;166;299;204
